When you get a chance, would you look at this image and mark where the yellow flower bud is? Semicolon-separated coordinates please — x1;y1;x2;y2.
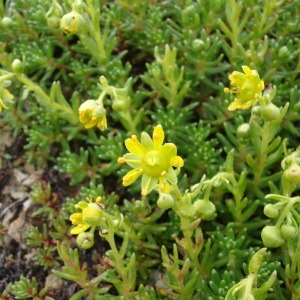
0;82;14;113
60;11;85;35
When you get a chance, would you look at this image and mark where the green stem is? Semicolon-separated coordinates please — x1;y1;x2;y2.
241;273;256;300
0;73;15;81
275;197;296;229
119;110;137;135
16;73;77;123
171;185;204;276
17;74;50;103
211;172;245;224
105;228;134;295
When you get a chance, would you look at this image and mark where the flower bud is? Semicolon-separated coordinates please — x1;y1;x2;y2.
46;0;63;29
280;224;297;239
82;204;102;226
263;203;279;219
157;193;174;210
76;232;94;249
260;103;280;121
283;164;300;185
179;202;197;218
60;11;85;35
237;123;250;139
112;98;129;112
261;225;285;248
1;17;14;26
11;59;23;74
193;200;216;220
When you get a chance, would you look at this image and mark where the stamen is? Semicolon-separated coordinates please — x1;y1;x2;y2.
118;157;125;163
142;176;153;196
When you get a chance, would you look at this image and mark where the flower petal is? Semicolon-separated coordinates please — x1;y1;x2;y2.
125;135;147;156
153;124;164;150
122;153;142;168
141;132;154;150
70;213;83;225
71;224;91;234
123;168;143;186
161;143;177;158
165;167;178;184
141;173;158;196
170;155;184;168
241;65;252;75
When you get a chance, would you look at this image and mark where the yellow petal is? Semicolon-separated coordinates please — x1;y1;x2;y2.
153;124;164;150
170;155;184;168
71;223;91;234
70;213;83;225
228;100;239;111
125;135;146;156
122;168;143;186
242;65;252;75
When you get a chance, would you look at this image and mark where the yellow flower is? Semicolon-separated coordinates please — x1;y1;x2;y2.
79;99;107;130
0;82;14;113
70;197;103;234
118;125;184;196
224;65;264;111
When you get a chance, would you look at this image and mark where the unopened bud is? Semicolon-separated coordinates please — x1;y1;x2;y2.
112;98;129;112
283;165;300;185
193;200;216;220
2;17;14;26
11;59;23;74
260;103;280;121
60;11;85;34
264;203;279;219
237;123;250;139
281;224;297;239
46;0;63;29
157;193;174;210
76;232;94;249
261;225;285;248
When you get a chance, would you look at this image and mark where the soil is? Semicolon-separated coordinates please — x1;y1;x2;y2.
0;132;109;299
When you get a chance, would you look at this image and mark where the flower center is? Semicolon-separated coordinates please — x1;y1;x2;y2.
141;150;169;177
